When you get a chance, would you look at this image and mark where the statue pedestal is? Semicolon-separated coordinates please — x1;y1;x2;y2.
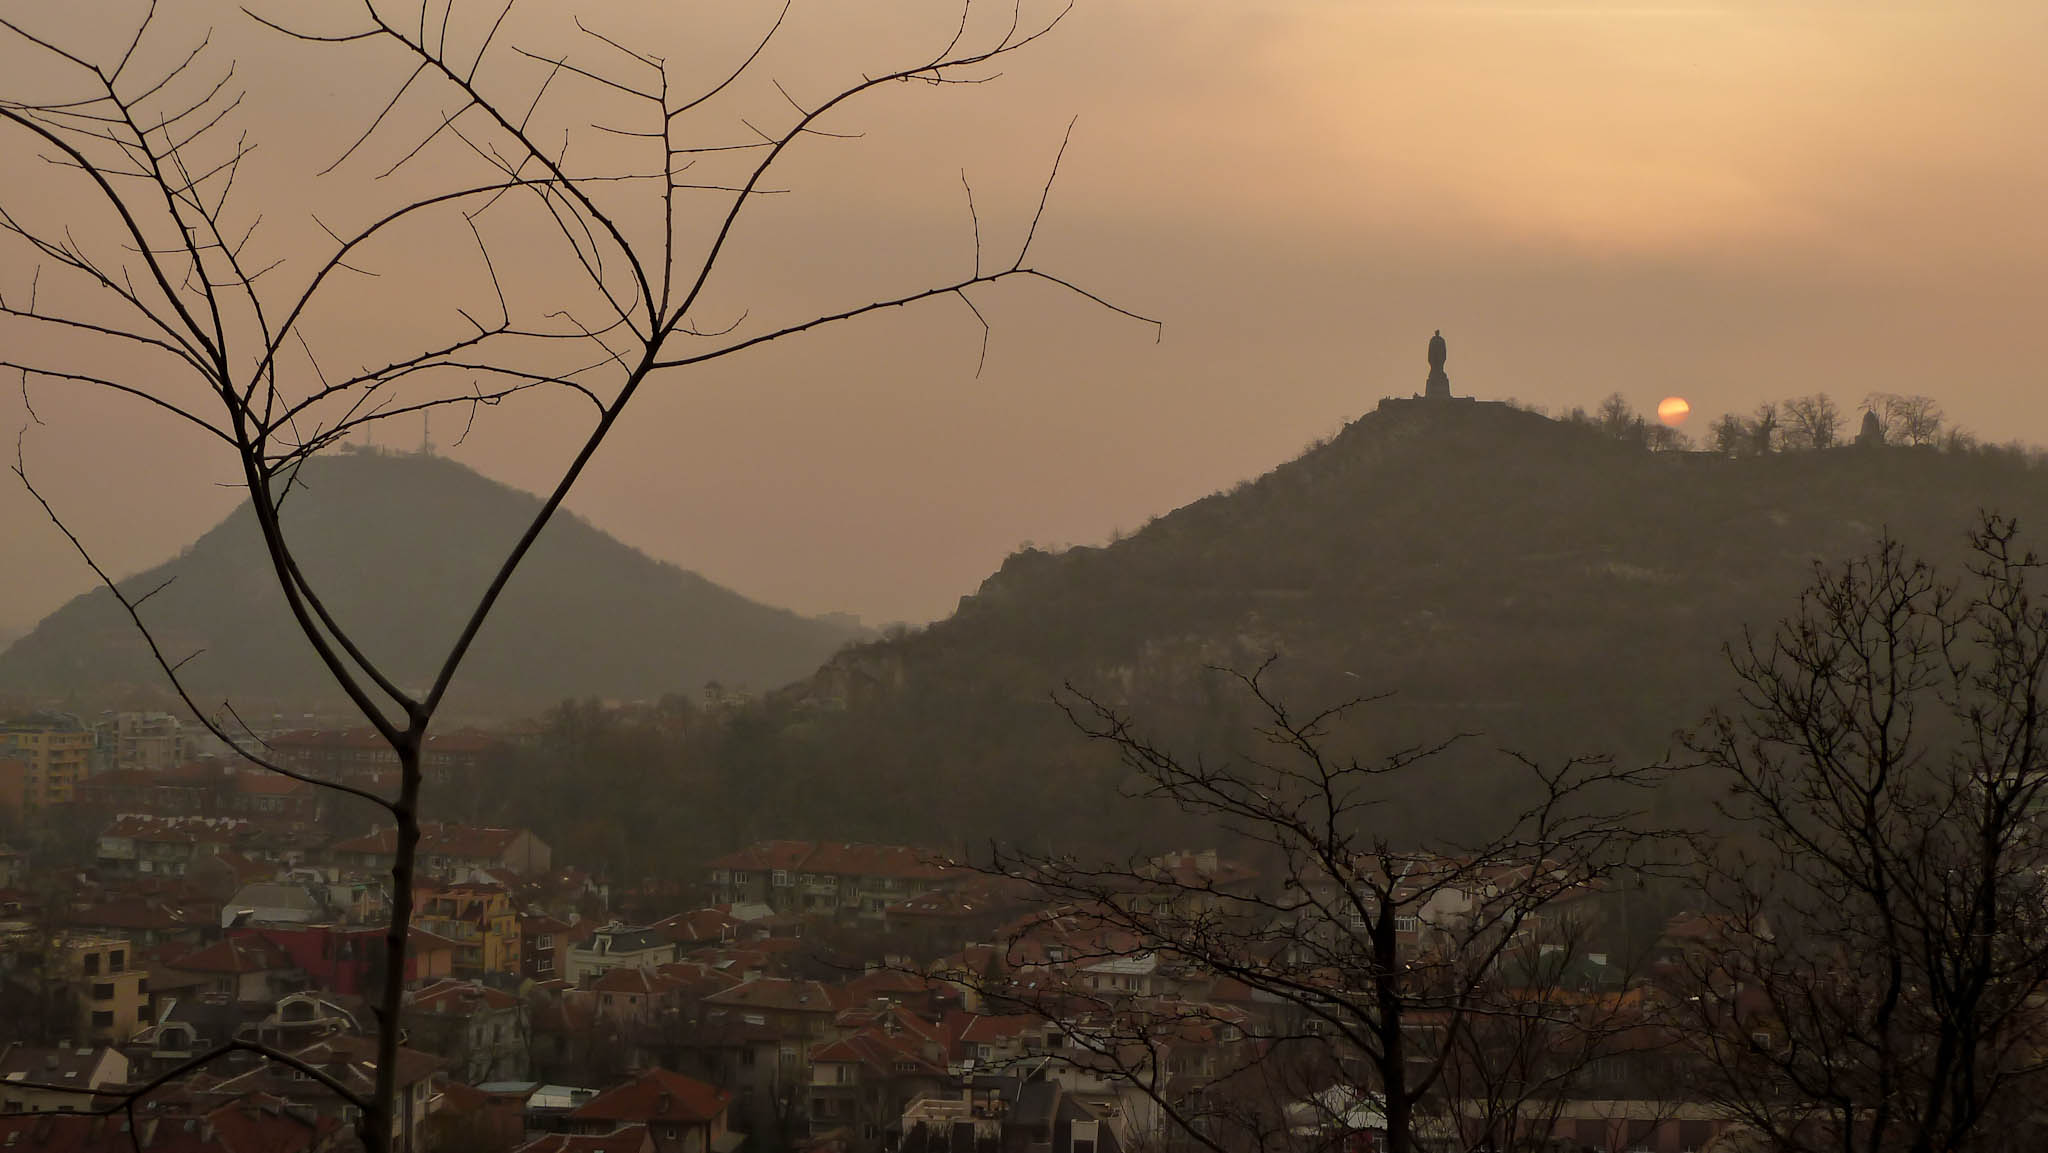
1425;368;1451;401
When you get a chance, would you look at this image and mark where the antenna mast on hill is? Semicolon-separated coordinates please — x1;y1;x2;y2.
420;411;433;456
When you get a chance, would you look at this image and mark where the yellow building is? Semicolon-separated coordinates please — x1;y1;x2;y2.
4;719;95;811
413;881;520;978
60;935;151;1045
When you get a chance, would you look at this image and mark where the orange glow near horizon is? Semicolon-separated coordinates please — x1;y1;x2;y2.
1658;397;1692;426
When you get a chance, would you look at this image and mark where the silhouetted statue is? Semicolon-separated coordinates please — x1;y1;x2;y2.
1857;409;1884;447
1425;329;1452;400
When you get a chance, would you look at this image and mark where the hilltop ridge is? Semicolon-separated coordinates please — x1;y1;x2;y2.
721;397;2048;845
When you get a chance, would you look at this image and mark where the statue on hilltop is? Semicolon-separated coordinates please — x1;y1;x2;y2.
1425;329;1452;400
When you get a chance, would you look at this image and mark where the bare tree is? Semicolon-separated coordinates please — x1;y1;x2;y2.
1709;412;1751;456
1780;393;1843;451
0;2;1149;1148
1859;392;1946;448
1751;401;1780;455
1680;516;2048;1152
1597;393;1640;442
973;665;1666;1153
1645;422;1691;453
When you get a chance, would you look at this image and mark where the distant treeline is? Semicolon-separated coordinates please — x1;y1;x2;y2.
1517;390;2030;460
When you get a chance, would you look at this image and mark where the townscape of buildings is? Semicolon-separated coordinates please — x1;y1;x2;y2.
2;712;1749;1153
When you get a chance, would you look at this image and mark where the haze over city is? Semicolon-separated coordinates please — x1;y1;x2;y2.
5;4;2048;1151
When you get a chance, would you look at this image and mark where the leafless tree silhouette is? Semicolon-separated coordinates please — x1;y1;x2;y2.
962;665;1667;1153
0;1;1152;1147
1680;516;2048;1153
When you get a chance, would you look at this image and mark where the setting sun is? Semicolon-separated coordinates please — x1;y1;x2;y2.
1658;396;1692;426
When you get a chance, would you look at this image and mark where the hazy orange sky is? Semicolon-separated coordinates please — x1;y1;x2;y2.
3;0;2045;632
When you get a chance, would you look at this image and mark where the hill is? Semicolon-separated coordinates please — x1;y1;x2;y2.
682;398;2048;849
0;450;866;716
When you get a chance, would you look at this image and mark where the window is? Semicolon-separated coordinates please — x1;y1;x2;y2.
773;870;790;887
91;1010;114;1029
732;871;751;885
92;983;115;1001
1394;915;1419;934
109;951;125;973
83;954;101;977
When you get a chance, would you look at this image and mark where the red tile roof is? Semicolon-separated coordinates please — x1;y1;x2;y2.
592;967;671;996
649;908;738;945
570;1069;729;1125
703;977;835;1014
410;978;521;1013
163;935;296;975
706;840;815;872
65;897;195;932
229;772;314;797
0;1092;339;1153
101;815;253;843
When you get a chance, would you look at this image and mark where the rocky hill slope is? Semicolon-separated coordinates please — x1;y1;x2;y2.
733;399;2048;845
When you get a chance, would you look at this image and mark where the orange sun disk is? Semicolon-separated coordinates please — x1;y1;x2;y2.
1657;396;1691;427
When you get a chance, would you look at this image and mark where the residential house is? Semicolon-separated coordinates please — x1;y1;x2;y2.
590;967;677;1027
0;761;25;824
93;712;187;774
230;923;454;997
648;909;739;954
566;1068;739;1153
0;1090;344;1152
707;842;958;920
405;979;530;1084
214;1033;441;1153
415;881;521;977
221;772;326;827
95;815;254;878
330;822;551;879
269;728;499;788
563;924;675;985
0;1043;128;1114
1123;849;1261;919
64;895;208;950
57;935;151;1045
158;936;304;1005
249;990;366;1051
881;876;1036;961
806;1008;952;1152
222;882;330;927
1;715;93;812
898;1076;1126;1153
522;913;582;982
